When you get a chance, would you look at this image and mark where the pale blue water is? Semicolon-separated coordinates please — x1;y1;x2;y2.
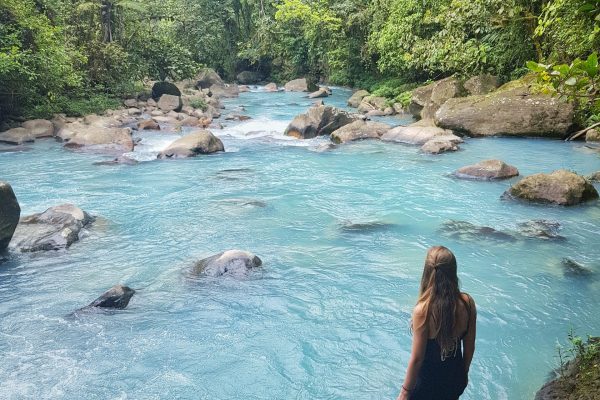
0;87;599;400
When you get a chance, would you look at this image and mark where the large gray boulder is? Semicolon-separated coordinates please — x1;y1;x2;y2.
435;88;575;138
0;128;35;145
237;70;262;84
410;77;463;120
63;126;134;154
507;170;598;206
330;121;391;144
196;68;224;89
381;123;462;145
284;78;317;92
464;74;499;96
348;90;370;108
0;182;20;251
284;105;358;139
209;84;239;98
157;94;183;112
22;119;55;138
454;160;519;180
10;204;94;252
420;138;460;154
157;130;224;159
194;249;262;277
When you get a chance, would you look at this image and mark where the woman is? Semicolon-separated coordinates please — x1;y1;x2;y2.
398;246;476;400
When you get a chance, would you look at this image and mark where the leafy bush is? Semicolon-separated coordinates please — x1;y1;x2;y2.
25;92;121;119
189;98;208;111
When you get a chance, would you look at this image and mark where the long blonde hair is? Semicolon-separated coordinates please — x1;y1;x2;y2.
415;246;461;357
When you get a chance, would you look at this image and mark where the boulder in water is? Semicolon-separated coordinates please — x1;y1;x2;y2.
284;105;357;139
21;119;55;138
585;128;600;142
561;258;593;277
330;120;391;144
84;285;136;310
64;126;134;154
381;123;462;146
454;160;519;180
10;204;94;252
0;181;20;251
507;170;598;206
421;138;460;154
151;81;181;100
410;77;464;120
308;88;330;99
0;128;35;145
264;83;279;92
137;119;160;130
157;130;224;159
209;83;240;98
284;78;317;92
194;250;262;277
339;220;396;233
348;90;370;108
435;88;575;138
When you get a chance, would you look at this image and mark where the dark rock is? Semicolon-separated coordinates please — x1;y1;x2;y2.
220;198;267;208
284;105;357;139
194;250;262;277
157;130;224;159
517;220;565;241
196;68;224;89
0;181;20;251
439;220;516;242
561;258;593;277
10;204;94;252
454;160;519;180
151;81;181;100
237;70;263;84
507;170;598;206
435;88;575;138
86;285;135;309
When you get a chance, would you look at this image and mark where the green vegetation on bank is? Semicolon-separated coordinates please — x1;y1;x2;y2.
0;0;599;124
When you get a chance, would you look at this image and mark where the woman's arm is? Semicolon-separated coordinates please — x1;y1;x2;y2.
397;305;428;400
462;295;477;376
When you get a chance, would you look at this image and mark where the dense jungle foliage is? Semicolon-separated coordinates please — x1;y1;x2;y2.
0;0;599;122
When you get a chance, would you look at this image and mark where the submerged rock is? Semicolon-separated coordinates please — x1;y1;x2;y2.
284;105;357;139
10;204;94;252
330;120;392;144
0;181;20;251
454;160;519;180
561;258;594;277
157;130;224;159
435;88;575;138
339;220;396;233
517;220;565;241
194;250;262;277
93;156;139;166
83;285;136;310
507;170;598;206
439;220;516;242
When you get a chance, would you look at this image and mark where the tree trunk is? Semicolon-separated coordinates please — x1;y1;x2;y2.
101;1;113;43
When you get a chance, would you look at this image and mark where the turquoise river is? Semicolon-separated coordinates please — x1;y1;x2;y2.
0;87;599;399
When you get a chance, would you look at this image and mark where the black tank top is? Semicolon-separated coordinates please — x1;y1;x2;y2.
410;294;472;400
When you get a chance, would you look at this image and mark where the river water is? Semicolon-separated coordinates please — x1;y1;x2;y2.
0;87;599;399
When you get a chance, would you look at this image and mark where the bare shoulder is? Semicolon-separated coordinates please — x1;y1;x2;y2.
413;302;427;318
461;292;477;313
